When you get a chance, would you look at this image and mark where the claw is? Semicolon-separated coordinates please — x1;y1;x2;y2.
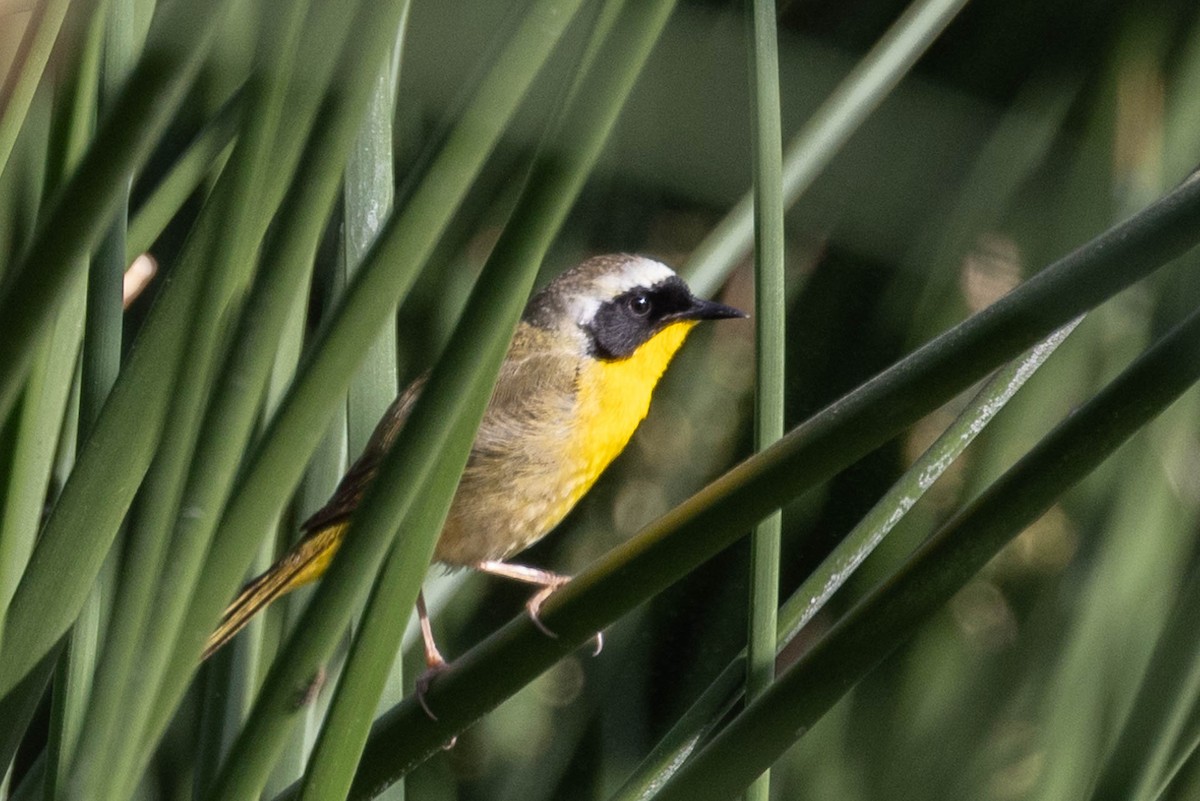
526;583;565;638
526;584;604;657
414;658;449;722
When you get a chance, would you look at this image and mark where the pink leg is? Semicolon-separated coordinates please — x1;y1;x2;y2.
414;590;451;724
474;561;602;655
417;590;446;669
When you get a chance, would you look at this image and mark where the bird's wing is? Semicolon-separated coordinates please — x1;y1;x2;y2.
298;325;580;534
299;375;426;533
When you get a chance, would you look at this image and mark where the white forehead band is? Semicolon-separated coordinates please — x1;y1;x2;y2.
594;257;675;296
570;258;676;325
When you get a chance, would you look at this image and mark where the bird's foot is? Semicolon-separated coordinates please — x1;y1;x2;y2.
526;581;603;656
414;657;449;723
414;658;458;748
473;561;605;657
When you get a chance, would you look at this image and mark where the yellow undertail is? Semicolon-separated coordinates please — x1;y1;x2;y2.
202;523;347;660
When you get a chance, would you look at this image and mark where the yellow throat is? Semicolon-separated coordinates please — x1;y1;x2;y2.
569;320;697;497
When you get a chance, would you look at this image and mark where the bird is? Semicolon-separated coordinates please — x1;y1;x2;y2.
203;253;745;679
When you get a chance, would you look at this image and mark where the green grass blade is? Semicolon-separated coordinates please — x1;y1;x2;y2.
0;65;221;719
685;0;972;298
646;301;1200;801
0;0;246;693
0;0;71;176
0;11;95;789
9;751;44;801
344;50;402;459
0;1;229;705
297;398;491;801
41;0;104;199
0;69;52;278
344;29;409;800
0;281;83;633
1152;712;1200;801
0;644;60;782
745;0;785;798
281;10;407;798
102;2;373;784
777;330;1085;641
342;170;1200;792
0;77;86;636
264;18;411;798
261;258;336;801
125;90;242;261
0;0;240;426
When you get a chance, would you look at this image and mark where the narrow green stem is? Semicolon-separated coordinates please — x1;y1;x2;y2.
114;0;381;780
9;751;44;801
104;1;374;786
0;645;60;787
143;0;589;771
344;39;403;458
287;8;408;797
199;4;588;797
0;8;96;640
261;240;328;801
0;284;84;638
295;259;509;801
66;0;316;796
1088;524;1200;801
745;0;785;798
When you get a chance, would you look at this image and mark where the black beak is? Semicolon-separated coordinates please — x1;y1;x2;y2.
679;296;748;322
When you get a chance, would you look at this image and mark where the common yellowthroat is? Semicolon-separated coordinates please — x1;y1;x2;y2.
204;254;744;669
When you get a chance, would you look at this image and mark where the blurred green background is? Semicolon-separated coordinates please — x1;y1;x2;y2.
4;0;1200;798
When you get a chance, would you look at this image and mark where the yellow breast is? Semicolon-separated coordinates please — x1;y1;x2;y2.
562;320;698;510
435;320;697;566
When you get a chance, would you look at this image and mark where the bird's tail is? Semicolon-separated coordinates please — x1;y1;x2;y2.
202;523;347;660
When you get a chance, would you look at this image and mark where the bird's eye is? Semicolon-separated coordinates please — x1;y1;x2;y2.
628;292;652;317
